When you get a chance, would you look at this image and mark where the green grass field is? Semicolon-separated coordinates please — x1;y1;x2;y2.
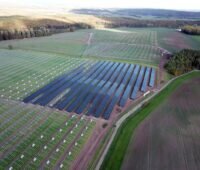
100;71;200;170
0;99;96;169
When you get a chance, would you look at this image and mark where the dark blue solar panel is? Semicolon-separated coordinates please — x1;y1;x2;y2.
35;62;104;106
86;63;124;115
66;62;115;112
131;66;145;100
149;68;156;87
75;63;124;114
94;64;130;117
119;65;140;107
54;62;109;110
141;67;151;92
102;65;135;119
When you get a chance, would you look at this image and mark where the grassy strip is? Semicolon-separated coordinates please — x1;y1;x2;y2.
100;71;200;170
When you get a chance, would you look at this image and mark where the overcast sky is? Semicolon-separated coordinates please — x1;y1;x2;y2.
2;0;200;11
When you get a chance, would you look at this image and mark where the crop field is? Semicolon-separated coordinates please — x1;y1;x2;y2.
122;75;200;170
0;98;96;170
0;49;87;101
23;61;156;119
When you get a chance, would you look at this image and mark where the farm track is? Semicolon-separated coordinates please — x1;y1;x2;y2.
87;33;93;45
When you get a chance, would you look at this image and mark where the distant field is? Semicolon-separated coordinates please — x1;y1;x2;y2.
83;29;160;64
119;27;200;52
156;28;200;52
0;28;198;66
0;49;86;100
0;99;96;170
122;75;200;170
0;28;161;64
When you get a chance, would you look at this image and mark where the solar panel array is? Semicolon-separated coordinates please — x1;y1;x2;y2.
23;61;156;119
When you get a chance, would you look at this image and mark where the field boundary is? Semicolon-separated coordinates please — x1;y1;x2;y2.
96;70;200;170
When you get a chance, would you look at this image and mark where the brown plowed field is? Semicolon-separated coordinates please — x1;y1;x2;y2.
122;76;200;170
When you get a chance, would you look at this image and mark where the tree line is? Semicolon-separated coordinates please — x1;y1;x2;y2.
165;49;200;76
0;23;92;41
181;25;200;35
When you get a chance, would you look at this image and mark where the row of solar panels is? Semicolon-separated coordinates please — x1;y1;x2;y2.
23;61;156;119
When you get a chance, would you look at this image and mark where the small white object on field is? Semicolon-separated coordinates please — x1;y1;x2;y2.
60;164;64;168
143;91;150;97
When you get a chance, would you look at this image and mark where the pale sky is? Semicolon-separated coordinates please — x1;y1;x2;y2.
1;0;200;10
